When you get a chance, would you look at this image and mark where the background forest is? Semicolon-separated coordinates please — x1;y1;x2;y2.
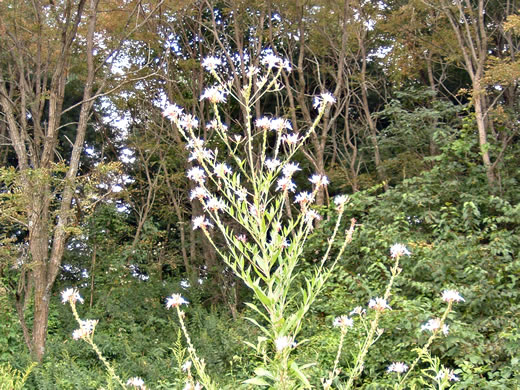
1;0;519;388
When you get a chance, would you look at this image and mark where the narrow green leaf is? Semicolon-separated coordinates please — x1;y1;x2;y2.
290;361;312;388
243;377;270;386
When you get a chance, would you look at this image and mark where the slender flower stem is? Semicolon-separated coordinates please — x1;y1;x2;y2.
69;302;127;389
176;306;217;390
396;302;454;389
344;254;402;390
332;328;347;378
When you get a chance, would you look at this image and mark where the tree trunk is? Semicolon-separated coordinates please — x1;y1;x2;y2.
358;30;388;190
473;83;496;185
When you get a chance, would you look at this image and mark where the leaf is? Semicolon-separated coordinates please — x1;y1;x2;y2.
251;281;273;308
290;361;312;388
244;302;270;322
254;367;275;379
244;317;270;337
243;377;270;386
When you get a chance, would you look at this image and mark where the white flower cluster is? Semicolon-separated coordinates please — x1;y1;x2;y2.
368;297;391;312
390;243;411;259
274;335;296;351
61;288;84;305
200;86;226;103
183;381;202;390
72;319;98;340
313;92;336;109
162;56;341;240
421;318;449;336
441;289;465;303
255;117;293;132
201;56;222;71
165;293;189;309
333;315;354;329
435;368;459;382
387;362;409;374
126;377;147;389
181;360;192;372
260;52;291;72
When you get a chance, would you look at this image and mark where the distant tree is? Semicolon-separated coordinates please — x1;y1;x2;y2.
0;0;165;361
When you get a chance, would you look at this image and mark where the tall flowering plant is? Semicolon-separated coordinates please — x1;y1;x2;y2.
61;52;466;390
163;52;354;388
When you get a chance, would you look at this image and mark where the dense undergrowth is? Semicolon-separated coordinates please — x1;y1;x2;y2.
2;149;519;388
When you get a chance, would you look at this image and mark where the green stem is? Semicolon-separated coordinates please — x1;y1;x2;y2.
176;306;218;390
344;254;402;390
69;302;127;389
396;302;454;389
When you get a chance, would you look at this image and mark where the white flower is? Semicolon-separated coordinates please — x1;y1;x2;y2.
247;66;260;77
313;92;336;109
178;114;199;130
274;336;295;351
295;192;314;206
166;293;189;309
72;328;89;340
126;377;145;387
334;195;349;207
188;148;214;163
249;204;261;217
214;163;231;178
304;209;321;224
206;119;217;129
333;315;354;328
276;176;296;192
236;234;247;243
206;119;227;132
190;186;209;201
265;158;281;171
192;216;213;230
163;104;183;121
235;187;248;201
281;133;299;145
349;306;366;316
255;117;271;129
181;360;192;372
205;197;225;212
183;382;202;390
80;319;98;332
441;290;465;303
186;138;204;150
234;134;243;143
368;297;391;312
270;118;292;132
312;96;321;109
72;319;98;340
61;288;84;305
261;53;283;68
200;87;227;103
321;92;336;104
282;162;301;177
282;59;292;72
421;318;449;335
309;174;329;187
435;368;459;382
390;244;411;259
186;167;206;184
387;362;409;374
201;56;222;71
